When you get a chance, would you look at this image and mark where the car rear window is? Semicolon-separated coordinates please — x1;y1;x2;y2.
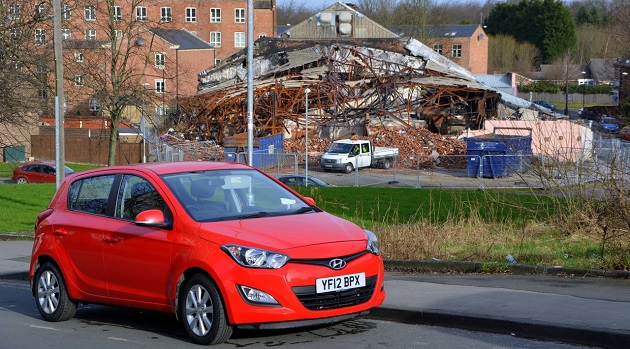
68;175;116;215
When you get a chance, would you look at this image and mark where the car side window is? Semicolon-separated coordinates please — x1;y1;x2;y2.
115;175;167;220
43;166;55;175
68;175;116;215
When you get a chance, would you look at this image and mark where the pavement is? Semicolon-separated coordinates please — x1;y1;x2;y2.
2;240;629;349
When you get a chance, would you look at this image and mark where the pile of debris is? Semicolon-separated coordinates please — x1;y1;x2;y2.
284;126;467;169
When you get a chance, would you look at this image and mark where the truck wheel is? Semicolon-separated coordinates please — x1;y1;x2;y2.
382;159;391;169
344;163;354;173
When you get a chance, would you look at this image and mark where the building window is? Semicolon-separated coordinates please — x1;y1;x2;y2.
235;8;245;23
74;52;84;62
186;7;196;22
155;53;165;69
433;44;443;55
61;29;71;40
452;44;462;58
114;30;123;39
34;29;46;45
156;80;165;94
89;98;101;113
214;58;221;65
10;28;21;40
161;7;172;22
84;6;96;21
75;75;84;86
112;6;122;21
210;32;221;47
85;29;96;40
39;87;48;100
62;5;71;21
9;4;21;20
136;6;147;21
234;32;245;48
35;4;47;19
210;8;221;23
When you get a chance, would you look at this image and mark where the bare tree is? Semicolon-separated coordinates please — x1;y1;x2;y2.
61;0;163;166
276;0;319;26
0;1;52;151
488;34;539;74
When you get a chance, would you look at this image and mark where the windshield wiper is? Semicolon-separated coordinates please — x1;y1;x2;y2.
292;207;316;214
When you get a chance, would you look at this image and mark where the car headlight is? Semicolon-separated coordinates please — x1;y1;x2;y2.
365;230;380;255
222;245;289;269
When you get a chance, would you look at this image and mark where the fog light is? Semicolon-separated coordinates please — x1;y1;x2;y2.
239;285;279;305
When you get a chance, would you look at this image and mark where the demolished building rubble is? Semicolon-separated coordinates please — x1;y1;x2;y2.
174;37;528;166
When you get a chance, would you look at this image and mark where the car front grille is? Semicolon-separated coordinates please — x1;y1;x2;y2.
292;275;377;310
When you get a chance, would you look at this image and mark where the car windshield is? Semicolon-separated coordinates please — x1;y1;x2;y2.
326;142;354;154
161;169;319;222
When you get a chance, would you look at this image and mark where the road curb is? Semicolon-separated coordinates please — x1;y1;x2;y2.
368;307;630;349
383;260;630;279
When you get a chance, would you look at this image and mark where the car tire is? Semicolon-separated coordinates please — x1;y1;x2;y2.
382;159;391;169
34;262;77;322
344;163;354;174
16;177;28;184
179;274;232;345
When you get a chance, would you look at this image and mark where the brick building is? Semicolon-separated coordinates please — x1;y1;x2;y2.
392;25;489;75
8;0;276;121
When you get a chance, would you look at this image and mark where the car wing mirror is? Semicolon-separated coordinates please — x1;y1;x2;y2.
303;197;316;206
135;209;172;229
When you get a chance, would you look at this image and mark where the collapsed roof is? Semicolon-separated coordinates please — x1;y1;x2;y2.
177;37;501;143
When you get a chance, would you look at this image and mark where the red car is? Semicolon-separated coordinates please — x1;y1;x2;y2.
30;162;385;344
12;161;75;184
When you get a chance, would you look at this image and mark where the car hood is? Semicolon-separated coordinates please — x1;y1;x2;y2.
197;212;367;256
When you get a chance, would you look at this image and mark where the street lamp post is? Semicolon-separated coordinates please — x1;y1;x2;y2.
141;83;150;163
581;71;586;110
304;88;311;187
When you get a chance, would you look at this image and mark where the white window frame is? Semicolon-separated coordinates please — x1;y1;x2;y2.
136;6;147;21
186;7;196;22
74;52;84;63
210;8;221;23
234;32;245;48
85;29;96;40
452;44;462;58
433;44;443;55
10;28;21;40
62;5;71;21
235;8;245;23
9;4;21;20
61;29;71;40
89;98;101;112
161;7;172;22
155;80;165;94
214;58;221;65
34;29;46;45
112;6;122;21
154;52;166;69
114;30;123;39
75;75;84;86
210;32;221;47
35;4;47;17
84;6;96;21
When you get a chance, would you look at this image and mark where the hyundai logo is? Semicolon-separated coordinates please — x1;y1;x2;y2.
328;259;346;270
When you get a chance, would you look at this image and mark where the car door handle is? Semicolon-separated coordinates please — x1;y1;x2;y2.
53;229;68;236
102;236;121;244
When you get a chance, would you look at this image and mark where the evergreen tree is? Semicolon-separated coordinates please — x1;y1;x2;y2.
485;0;577;64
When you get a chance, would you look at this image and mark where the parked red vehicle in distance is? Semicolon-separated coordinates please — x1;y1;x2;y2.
30;161;386;344
12;161;75;184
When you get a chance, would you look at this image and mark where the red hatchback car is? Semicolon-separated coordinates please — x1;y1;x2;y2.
12;161;75;184
30;162;385;344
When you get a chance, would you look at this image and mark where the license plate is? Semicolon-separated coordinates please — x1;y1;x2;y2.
316;273;365;293
324;164;332;168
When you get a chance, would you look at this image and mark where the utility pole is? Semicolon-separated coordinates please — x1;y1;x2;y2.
53;0;65;188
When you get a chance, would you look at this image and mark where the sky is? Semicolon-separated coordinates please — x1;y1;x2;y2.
276;0;339;10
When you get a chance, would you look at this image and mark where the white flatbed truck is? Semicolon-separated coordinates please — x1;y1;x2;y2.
320;139;399;173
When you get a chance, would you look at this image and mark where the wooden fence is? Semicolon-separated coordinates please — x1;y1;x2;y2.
31;133;143;166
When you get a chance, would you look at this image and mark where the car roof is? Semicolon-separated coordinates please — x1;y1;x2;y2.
77;161;254;176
